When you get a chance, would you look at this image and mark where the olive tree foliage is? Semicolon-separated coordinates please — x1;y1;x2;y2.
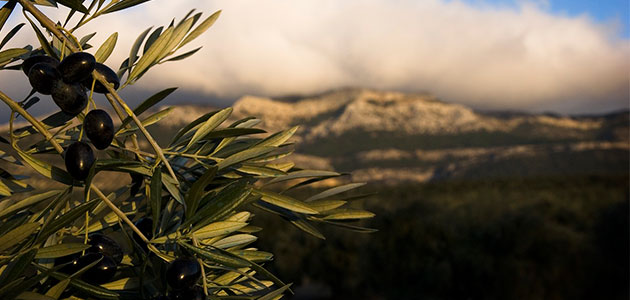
0;1;375;299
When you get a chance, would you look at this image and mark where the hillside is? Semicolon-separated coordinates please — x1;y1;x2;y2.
2;88;628;184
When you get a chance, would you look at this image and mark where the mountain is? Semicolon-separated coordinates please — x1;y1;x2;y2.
3;88;628;185
219;88;626;183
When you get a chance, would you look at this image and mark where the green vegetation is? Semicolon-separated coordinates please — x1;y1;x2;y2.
255;174;629;299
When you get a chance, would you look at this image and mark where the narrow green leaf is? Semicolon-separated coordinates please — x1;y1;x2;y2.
16;150;73;185
169;110;219;147
179;10;221;49
100;277;140;290
178;241;250;268
217;146;275;171
305;183;367;202
186;107;232;149
35;243;90;259
255;189;318;215
158;16;195;60
267;170;341;185
162;173;183;205
162;46;201;62
94;32;117;63
185;166;217;218
37;200;97;243
308;199;347;213
0;48;28;64
313;218;378;233
56;0;88;13
187;181;251;231
127;26;152;74
227;249;273;263
118;87;177;130
0;248;37;289
256;126;299;147
128;26;173;82
0;222;39;252
150;167;162;235
33;265;119;299
258;284;293;300
16;291;55;300
0;0;17;33
212;234;257;249
0;190;62;219
192;221;247;240
0;23;24;50
79;32;96;48
322;209;375;220
45;279;69;299
26;17;57;59
142;26;162;55
102;0;150;14
237;164;286;177
121;106;173;132
291;219;325;240
199;128;266;142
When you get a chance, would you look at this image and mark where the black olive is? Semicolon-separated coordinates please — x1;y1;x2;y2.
28;62;61;95
82;63;120;93
56;252;81;274
84;109;114;150
51;80;87;116
165;258;202;290
133;217;153;251
57;52;96;83
22;55;59;76
152;296;171;300
77;253;117;284
170;286;205;300
87;233;123;264
57;253;116;284
64;141;95;180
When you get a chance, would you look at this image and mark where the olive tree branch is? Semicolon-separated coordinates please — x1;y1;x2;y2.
17;0;180;186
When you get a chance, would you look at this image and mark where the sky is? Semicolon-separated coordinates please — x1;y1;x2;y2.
0;0;628;120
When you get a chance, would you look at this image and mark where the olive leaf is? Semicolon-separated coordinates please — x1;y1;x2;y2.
94;32;118;63
0;23;25;50
102;0;151;14
0;0;17;33
178;10;221;50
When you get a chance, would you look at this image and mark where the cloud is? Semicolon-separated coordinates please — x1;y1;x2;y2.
0;0;628;114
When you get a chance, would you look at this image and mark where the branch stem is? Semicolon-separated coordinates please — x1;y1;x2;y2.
0;90;64;154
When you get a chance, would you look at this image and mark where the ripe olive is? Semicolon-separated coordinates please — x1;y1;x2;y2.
64;141;95;180
58;253;116;284
170;286;205;300
51;80;87;116
165;258;202;290
82;63;120;93
22;55;59;76
79;253;117;284
133;217;153;251
28;62;61;95
87;233;123;264
57;52;96;83
56;253;81;273
84;109;114;150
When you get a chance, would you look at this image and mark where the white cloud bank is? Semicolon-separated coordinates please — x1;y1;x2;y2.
1;0;628;114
